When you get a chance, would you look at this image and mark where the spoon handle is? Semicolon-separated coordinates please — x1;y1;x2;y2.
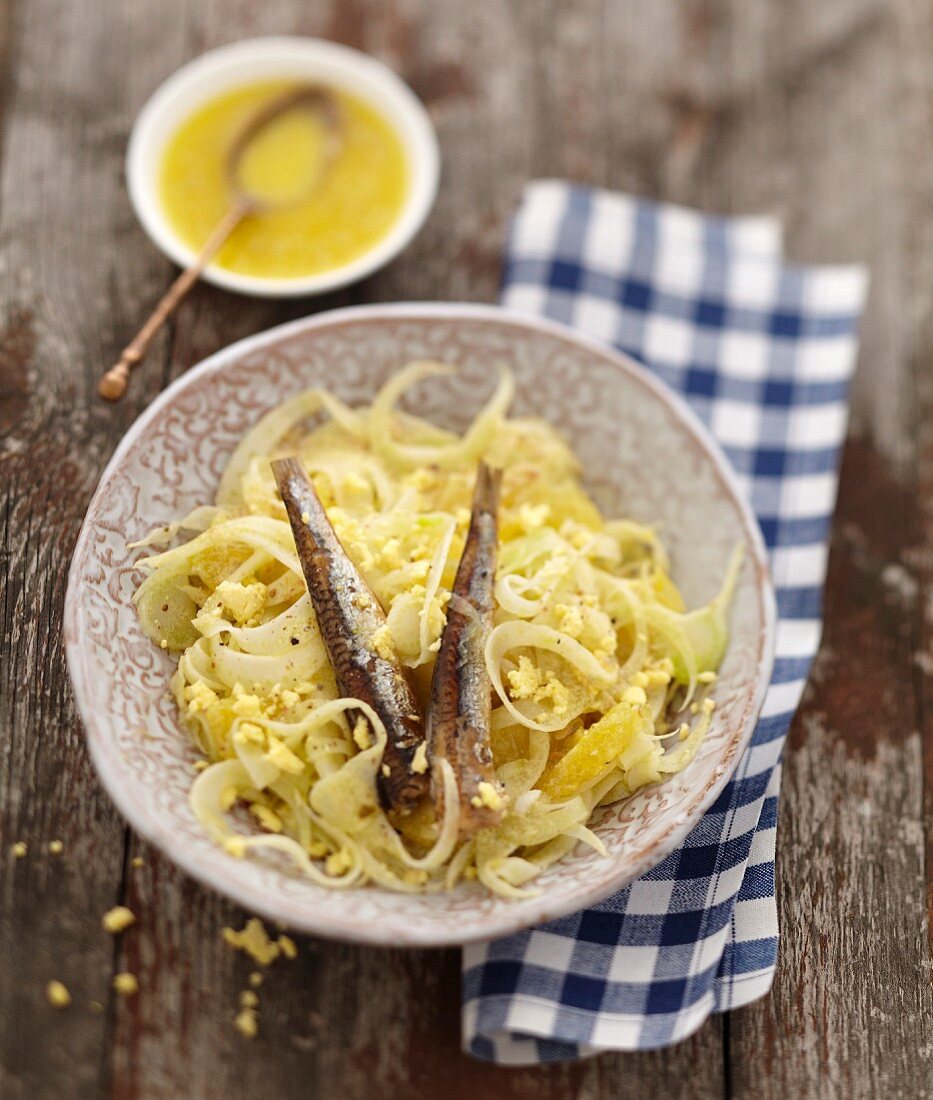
99;202;248;401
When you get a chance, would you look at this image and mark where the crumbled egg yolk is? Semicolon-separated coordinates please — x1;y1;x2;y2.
470;781;505;812
235;1007;258;1039
371;624;395;661
222;918;295;966
186;680;220;716
518;503;550;532
410;742;428;774
378;538;404;570
235;722;265;746
113;973;139;996
507;660;573;718
10;841;26;858
325;849;354;877
102;906;136;934
352;718;372;751
507;656;543;699
555;603;584;639
48;840;63;855
46;981;71;1008
623;685;648;707
231;684;263;719
264;737;304;775
215;579;267;625
249;804;284;833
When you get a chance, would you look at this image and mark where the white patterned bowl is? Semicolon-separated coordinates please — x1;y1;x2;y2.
65;303;775;947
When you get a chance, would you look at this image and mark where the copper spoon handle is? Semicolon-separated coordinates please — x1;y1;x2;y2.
99;201;248;401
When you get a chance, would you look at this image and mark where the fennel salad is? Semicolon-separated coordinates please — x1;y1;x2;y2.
132;363;740;899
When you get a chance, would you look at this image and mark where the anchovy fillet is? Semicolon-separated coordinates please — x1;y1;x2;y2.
426;462;506;836
272;456;428;815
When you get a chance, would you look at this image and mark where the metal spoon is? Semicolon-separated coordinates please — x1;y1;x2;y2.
99;84;342;401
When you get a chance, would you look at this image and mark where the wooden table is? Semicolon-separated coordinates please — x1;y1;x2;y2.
2;1;931;1097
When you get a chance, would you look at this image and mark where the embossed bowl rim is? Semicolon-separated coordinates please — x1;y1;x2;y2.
65;303;776;946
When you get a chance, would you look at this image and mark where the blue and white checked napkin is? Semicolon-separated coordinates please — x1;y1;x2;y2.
462;182;868;1063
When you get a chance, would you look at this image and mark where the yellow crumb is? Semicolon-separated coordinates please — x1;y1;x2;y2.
411;742;428;775
354;592;372;609
300;511;310;524
48;840;64;855
193;760;210;772
231;688;263;719
518;502;550;532
240;989;259;1008
264;737;304;775
234;722;265;746
307;841;328;859
224;837;247;858
159;639;168;649
131;857;144;868
113;973;138;996
220;787;238;812
278;935;297;959
381;764;391;778
223;918;282;966
555;603;584;638
325;849;354;877
371;624;395;661
10;841;27;858
185;680;219;715
234;1006;258;1039
249;971;263;988
249;804;284;833
623;685;648;706
102;906;136;934
215;579;267;625
46;981;71;1008
470;781;505;812
697;670;718;684
351;718;372;751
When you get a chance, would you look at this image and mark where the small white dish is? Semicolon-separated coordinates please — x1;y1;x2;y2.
126;38;440;298
65;304;776;947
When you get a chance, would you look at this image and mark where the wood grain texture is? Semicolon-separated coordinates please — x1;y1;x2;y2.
0;0;930;1097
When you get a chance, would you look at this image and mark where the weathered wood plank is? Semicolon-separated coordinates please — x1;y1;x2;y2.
699;0;933;1096
0;0;200;1095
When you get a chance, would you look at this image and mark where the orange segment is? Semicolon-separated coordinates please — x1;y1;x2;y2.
539;699;655;802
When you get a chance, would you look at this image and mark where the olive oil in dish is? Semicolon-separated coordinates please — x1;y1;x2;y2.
158;80;410;280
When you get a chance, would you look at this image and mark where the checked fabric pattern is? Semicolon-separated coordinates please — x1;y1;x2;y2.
462;182;868;1063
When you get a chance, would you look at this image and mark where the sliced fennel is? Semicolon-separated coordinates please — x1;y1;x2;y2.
134;363;741;899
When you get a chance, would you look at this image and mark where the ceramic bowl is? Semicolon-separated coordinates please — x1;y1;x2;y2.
126;37;440;298
65;303;775;946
